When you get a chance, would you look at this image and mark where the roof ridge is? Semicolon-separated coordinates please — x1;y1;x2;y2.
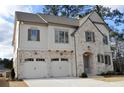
36;14;48;23
38;13;79;21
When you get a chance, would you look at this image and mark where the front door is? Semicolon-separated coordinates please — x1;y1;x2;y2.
83;55;91;74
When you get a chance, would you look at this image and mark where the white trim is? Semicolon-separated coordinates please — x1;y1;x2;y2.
36;14;48;23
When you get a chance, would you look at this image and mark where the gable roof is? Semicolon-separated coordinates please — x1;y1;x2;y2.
15;11;46;24
38;14;79;27
15;11;79;27
72;11;111;36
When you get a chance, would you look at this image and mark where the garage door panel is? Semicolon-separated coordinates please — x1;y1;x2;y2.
20;58;72;79
21;61;48;79
51;59;72;77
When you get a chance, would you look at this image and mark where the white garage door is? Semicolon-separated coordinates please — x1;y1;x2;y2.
21;58;48;79
50;58;72;77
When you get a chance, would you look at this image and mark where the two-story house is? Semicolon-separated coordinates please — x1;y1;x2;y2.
12;11;113;79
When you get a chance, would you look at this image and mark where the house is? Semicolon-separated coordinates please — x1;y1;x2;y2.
12;11;113;79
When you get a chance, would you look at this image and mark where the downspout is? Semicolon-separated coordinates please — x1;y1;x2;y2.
71;27;78;77
17;21;21;79
74;34;78;77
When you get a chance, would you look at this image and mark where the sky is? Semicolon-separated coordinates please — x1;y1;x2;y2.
0;5;124;59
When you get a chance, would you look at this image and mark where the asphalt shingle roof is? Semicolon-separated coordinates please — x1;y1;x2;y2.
15;11;46;24
15;11;79;27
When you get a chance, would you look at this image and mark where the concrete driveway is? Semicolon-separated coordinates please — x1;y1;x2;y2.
24;77;124;87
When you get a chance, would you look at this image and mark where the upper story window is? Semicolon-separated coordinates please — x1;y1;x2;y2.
85;31;95;42
55;29;69;43
28;29;40;41
103;35;108;45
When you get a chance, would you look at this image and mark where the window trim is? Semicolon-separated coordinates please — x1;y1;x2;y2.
61;58;68;61
25;58;34;61
28;28;40;41
105;55;111;65
97;54;104;63
103;35;108;45
51;58;59;61
85;31;95;42
55;29;69;44
36;58;45;61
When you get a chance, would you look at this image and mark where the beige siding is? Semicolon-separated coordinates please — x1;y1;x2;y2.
19;23;48;50
47;25;75;51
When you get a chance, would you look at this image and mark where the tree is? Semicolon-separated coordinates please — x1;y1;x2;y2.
0;58;13;69
94;5;124;26
43;5;92;18
43;5;61;16
60;5;86;18
43;5;124;26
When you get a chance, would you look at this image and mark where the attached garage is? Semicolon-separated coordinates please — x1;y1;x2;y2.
20;58;72;79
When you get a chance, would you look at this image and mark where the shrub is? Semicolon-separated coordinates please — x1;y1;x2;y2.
100;72;106;76
116;72;124;75
106;71;115;75
99;71;124;76
80;73;88;78
10;68;15;80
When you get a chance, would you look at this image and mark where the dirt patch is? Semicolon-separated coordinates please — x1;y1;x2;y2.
94;76;124;82
9;80;28;87
0;77;9;87
0;77;28;87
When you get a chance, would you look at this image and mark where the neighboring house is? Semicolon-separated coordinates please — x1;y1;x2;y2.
12;11;113;79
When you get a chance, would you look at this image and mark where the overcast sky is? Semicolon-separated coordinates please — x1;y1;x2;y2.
0;5;124;59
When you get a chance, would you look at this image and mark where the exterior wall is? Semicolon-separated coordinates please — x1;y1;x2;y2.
75;19;113;76
19;23;48;50
13;21;20;78
15;22;76;79
47;25;75;51
14;21;20;53
19;23;75;51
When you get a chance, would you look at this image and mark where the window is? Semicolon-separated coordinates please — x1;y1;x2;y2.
51;58;59;61
36;58;45;61
25;58;34;61
85;31;95;42
61;58;68;61
101;55;104;63
28;29;40;41
97;54;104;63
97;54;100;62
105;55;111;65
103;35;108;44
55;29;69;43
